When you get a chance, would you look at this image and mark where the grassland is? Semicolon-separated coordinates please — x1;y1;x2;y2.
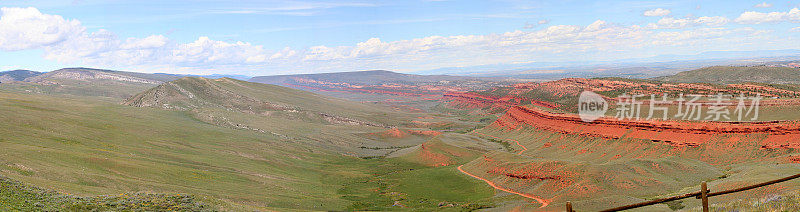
329;158;496;211
0;175;216;211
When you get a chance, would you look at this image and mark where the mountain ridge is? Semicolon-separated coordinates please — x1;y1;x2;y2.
249;70;501;86
655;65;800;84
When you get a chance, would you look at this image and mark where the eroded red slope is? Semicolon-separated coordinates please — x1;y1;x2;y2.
494;106;800;149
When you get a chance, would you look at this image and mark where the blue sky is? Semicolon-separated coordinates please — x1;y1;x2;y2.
1;0;799;75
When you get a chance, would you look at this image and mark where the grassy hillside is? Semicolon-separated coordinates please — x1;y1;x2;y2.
0;91;375;210
0;175;216;211
656;66;800;84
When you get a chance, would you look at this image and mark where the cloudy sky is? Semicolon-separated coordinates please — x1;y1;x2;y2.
1;0;799;76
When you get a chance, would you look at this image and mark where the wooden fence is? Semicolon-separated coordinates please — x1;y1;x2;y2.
564;173;800;212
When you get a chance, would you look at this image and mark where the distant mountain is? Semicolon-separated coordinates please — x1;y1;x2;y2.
655;66;800;84
191;74;251;81
0;70;42;83
152;73;251;81
416;49;800;79
250;70;494;85
25;68;180;84
247;70;512;100
4;68;181;99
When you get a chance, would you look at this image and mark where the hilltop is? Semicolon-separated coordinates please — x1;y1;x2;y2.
0;70;42;83
655;65;800;84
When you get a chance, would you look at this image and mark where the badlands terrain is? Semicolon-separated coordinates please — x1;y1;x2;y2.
0;65;799;211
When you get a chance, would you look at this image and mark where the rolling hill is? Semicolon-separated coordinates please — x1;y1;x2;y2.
655;66;800;84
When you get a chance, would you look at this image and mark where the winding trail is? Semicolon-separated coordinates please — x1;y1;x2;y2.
473;131;528;155
457;165;550;208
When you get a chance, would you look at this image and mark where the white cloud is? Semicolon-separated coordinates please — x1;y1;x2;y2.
1;7;798;75
270;47;297;60
695;16;730;26
171;37;268;64
0;7;84;51
524;19;550;29
754;2;773;8
43;29;119;62
735;8;800;24
791;27;800;32
644;8;671;17
647;16;729;29
120;35;168;49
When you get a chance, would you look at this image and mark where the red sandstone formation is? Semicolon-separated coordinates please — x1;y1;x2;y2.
492;106;800;149
446;78;800;114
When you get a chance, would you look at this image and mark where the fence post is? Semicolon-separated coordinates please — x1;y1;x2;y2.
701;181;709;212
566;201;573;212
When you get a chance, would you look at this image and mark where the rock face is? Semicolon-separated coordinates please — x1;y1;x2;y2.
494;106;800;149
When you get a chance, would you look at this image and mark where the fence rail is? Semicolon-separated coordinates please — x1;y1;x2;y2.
565;173;800;212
